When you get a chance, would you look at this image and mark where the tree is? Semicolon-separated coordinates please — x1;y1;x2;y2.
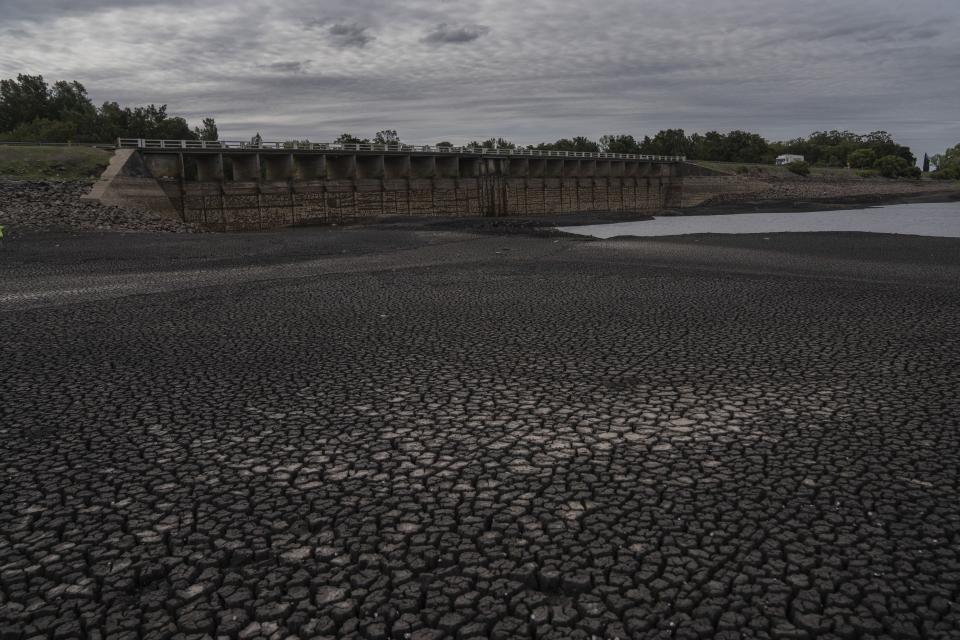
725;130;769;162
0;74;216;142
151;113;194;139
531;139;574;151
864;131;915;165
847;148;877;169
640;129;694;157
688;130;770;163
49;81;95;118
195;117;218;141
436;140;453;148
0;74;51;132
373;129;400;145
775;130;914;167
0;117;79;142
532;136;598;152
786;160;810;176
874;155;912;178
570;136;600;152
335;132;368;144
478;137;515;149
923;153;930;173
930;144;960;180
250;132;263;146
599;134;640;155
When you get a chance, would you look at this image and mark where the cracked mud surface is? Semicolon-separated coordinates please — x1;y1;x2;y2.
2;227;960;639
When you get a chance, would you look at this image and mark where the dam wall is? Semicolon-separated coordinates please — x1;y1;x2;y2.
86;142;688;230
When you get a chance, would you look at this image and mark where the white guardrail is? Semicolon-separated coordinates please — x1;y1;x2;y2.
116;139;685;162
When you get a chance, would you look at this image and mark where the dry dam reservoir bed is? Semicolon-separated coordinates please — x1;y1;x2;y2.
2;223;960;639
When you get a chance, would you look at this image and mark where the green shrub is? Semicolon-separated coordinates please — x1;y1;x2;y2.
0;118;79;143
930;144;960;179
931;166;960;180
856;169;880;178
874;155;912;178
735;165;750;174
902;166;922;179
786;160;810;176
847;148;877;169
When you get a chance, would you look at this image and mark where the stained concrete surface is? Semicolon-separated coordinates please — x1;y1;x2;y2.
2;226;960;639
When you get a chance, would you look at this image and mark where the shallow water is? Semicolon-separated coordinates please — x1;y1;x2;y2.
558;202;960;239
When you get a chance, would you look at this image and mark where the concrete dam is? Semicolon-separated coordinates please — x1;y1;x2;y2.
87;139;727;230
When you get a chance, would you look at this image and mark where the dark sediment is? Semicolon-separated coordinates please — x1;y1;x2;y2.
2;224;960;639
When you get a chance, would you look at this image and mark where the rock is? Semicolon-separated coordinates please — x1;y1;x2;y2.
0;179;203;233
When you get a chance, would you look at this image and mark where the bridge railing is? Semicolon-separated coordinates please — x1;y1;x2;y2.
116;138;685;162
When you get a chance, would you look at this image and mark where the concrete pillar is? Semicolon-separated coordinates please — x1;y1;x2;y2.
262;154;294;181
194;155;223;181
411;156;436;178
595;161;611;177
579;160;597;177
610;161;625;177
508;158;529;177
357;155;384;179
327;155;357;179
144;154;181;179
482;158;505;175
385;156;410;179
544;159;563;177
459;157;479;177
294;155;324;180
436;156;458;178
231;155;259;181
562;160;580;177
623;161;639;177
528;159;545;177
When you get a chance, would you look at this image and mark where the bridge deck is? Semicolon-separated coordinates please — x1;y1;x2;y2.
118;139;685;162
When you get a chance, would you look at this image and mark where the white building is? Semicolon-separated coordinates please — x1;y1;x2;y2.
776;154;805;166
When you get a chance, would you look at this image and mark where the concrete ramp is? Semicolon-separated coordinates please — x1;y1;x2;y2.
83;149;180;218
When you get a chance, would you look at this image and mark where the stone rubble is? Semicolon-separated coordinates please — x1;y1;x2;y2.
0;179;203;233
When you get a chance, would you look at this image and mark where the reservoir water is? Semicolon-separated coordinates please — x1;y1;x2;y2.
558;202;960;239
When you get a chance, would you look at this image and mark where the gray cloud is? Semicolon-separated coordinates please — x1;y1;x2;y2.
326;22;374;48
260;61;309;74
422;23;490;44
0;0;957;158
0;0;199;23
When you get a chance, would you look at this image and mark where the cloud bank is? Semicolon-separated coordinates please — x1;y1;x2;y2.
423;23;490;45
0;0;956;156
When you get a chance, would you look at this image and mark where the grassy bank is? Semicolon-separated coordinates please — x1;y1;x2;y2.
0;144;111;181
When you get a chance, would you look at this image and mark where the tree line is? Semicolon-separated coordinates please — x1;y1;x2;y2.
5;74;957;180
930;145;960;180
0;74;218;143
332;128;930;177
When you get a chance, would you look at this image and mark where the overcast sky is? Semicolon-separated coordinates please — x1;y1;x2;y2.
1;0;957;156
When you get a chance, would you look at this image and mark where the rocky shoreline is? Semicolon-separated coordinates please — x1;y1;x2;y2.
690;174;960;213
0;179;202;234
